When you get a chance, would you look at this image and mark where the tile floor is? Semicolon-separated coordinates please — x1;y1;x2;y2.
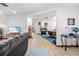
25;33;79;56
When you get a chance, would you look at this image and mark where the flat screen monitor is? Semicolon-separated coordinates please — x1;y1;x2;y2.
10;27;20;33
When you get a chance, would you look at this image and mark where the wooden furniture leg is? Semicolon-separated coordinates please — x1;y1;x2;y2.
61;35;64;48
64;36;67;51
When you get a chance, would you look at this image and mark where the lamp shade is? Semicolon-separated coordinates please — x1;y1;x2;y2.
0;24;7;28
73;27;79;32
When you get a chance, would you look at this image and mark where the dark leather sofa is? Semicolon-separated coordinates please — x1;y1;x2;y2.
0;33;29;56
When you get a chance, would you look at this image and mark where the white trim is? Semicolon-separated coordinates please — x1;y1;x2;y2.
28;8;56;16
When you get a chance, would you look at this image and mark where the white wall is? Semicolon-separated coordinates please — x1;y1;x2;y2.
40;20;56;31
0;14;30;35
0;15;10;35
56;5;79;45
47;20;56;31
26;17;32;32
6;14;28;34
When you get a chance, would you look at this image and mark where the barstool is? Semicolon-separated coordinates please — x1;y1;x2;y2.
61;33;78;51
61;35;68;51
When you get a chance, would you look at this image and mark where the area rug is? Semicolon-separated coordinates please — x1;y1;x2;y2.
40;35;56;45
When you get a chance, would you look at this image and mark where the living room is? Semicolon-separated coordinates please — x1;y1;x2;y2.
0;3;79;56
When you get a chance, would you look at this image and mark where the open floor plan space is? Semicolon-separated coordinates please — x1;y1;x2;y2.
0;3;79;56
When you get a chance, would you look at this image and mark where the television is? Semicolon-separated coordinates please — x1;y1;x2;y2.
10;27;20;33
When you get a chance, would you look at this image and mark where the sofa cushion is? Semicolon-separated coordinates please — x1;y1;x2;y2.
0;41;10;55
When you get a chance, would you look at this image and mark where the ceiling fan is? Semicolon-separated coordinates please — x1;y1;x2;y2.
0;3;8;7
0;3;16;14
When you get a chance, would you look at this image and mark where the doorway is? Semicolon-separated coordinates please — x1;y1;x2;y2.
32;10;56;45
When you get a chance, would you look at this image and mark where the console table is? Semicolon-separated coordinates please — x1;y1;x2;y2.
61;34;78;51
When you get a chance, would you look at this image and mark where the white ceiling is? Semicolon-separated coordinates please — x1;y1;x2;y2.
6;3;57;15
0;3;79;15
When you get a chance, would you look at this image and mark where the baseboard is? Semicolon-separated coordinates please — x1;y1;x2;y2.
56;45;79;47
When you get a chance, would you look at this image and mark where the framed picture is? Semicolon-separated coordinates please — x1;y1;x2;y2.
68;18;75;25
38;22;41;25
44;22;48;27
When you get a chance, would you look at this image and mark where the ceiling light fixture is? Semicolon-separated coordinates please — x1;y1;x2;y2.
0;7;16;15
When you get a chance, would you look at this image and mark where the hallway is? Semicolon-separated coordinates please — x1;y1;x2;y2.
25;33;79;56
